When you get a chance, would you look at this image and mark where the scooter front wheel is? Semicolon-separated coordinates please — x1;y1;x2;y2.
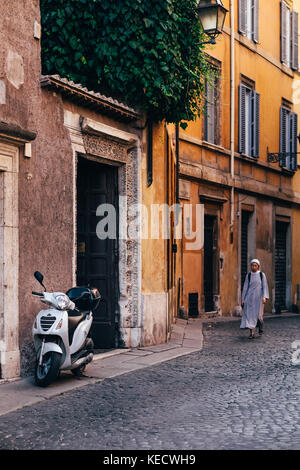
35;351;61;387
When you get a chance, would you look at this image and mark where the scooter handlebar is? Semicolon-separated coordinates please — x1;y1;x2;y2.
32;291;43;296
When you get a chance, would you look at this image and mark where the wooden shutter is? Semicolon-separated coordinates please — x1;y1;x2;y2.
281;1;288;65
205;79;215;144
280;106;288;167
291;10;299;71
290;112;298;170
239;84;247;154
249;90;260;158
253;91;260;157
239;0;247;35
253;0;259;43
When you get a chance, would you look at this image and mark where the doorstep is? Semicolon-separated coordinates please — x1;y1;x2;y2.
93;348;130;362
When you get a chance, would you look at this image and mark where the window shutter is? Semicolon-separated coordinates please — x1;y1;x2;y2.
204;79;208;141
239;0;247;35
281;1;288;65
290;112;298;171
291;10;299;71
205;80;215;144
250;91;255;157
253;91;260;157
280;106;288;167
253;0;259;43
250;90;260;158
239;84;247;154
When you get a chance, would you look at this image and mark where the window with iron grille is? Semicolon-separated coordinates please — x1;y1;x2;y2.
279;106;298;171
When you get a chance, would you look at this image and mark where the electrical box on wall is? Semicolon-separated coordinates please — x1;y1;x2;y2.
34;21;41;40
24;143;32;158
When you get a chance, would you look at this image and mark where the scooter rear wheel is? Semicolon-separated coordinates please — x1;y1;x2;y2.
35;351;61;387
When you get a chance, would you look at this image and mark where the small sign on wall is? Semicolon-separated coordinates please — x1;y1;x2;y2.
179;180;191;200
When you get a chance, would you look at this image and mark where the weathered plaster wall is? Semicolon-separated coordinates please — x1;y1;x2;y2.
0;1;76;375
141;122;169;345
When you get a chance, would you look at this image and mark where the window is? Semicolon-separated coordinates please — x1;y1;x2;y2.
238;0;259;43
279;106;298;171
203;60;221;146
204;76;218;145
238;83;260;158
281;1;298;70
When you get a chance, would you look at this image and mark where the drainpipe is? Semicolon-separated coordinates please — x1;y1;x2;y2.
172;123;182;317
230;0;235;234
175;123;180;204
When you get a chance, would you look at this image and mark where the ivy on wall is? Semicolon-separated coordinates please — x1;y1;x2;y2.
40;0;213;124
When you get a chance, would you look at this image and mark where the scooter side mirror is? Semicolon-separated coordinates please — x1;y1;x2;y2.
34;271;46;291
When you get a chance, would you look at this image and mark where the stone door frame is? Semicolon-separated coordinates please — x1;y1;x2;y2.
64;110;142;349
0;141;20;379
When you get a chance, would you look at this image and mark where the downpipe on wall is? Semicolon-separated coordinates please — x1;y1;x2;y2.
230;0;235;234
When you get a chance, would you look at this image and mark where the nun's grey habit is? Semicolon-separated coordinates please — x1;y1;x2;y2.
240;270;269;329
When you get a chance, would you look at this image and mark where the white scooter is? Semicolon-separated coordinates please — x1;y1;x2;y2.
32;271;101;387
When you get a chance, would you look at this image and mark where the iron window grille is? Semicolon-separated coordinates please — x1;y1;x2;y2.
267;106;298;171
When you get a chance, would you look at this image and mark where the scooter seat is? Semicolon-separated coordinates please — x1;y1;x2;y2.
68;312;87;346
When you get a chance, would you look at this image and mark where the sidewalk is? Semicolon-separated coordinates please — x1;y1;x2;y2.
0;317;203;417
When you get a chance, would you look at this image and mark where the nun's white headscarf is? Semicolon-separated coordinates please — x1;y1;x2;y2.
250;259;260;267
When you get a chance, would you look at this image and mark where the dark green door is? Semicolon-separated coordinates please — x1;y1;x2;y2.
275;221;288;310
204;215;218;312
77;157;119;349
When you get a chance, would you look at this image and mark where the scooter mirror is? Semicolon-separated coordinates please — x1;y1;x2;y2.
34;271;46;290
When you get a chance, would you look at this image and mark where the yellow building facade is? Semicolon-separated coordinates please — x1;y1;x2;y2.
292;0;300;311
128;0;300;347
175;0;300;318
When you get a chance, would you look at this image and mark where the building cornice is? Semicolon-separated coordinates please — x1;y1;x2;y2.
179;158;300;207
179;132;296;177
0;121;36;145
40;75;139;123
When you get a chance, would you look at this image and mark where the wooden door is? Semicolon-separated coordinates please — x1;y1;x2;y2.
204;215;218;312
77;157;119;349
275;221;288;310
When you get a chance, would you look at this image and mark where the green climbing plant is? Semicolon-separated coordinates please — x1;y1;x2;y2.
40;0;214;124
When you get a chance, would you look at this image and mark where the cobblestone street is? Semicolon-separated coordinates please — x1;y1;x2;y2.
0;316;300;450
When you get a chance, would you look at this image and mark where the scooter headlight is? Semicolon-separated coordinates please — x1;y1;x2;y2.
54;294;71;310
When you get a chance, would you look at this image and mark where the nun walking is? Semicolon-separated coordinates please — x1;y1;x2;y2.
241;259;269;339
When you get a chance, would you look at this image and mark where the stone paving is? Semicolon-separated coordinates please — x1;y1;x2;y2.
0;316;299;450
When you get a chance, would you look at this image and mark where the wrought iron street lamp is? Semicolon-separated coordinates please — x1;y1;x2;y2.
196;0;228;45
